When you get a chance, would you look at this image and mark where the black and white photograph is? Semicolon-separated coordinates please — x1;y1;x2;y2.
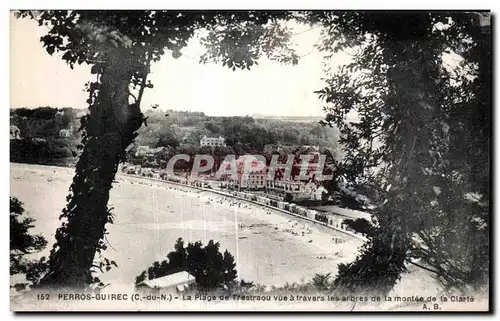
8;9;491;312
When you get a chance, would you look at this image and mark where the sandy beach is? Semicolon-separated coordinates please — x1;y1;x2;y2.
10;163;362;289
10;163;489;311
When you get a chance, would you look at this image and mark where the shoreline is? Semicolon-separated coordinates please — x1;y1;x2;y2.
9;163;488;312
10;162;367;241
11;163;362;289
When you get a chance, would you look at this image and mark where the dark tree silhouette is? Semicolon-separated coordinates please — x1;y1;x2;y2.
342;218;375;237
17;10;299;288
136;238;237;290
156;131;180;149
313;12;490;293
15;10;489;295
10;197;48;289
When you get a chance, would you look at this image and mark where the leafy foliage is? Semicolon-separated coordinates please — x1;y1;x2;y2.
312;273;332;291
135;238;237;290
17;10;306;287
12;107;59;120
17;10;489;294
134;110;339;151
155;129;181;149
10;139;74;164
314;12;490;292
10;107;80;165
334;234;408;295
342;218;375;237
10;197;48;289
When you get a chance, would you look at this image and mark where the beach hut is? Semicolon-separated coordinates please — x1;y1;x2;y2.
137;271;196;292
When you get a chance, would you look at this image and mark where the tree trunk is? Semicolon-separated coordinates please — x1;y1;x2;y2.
40;53;144;288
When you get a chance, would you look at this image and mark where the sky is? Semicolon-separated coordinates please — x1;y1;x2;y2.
9;13;352;117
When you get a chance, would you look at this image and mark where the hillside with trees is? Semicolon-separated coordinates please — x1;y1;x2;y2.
135;109;340;152
10;107;81;165
10;106;340;164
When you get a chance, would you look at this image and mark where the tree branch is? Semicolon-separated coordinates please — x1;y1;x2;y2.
127;89;138;104
409;260;440;275
136;52;151;107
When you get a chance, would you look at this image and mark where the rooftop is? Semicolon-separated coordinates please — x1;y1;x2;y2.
138;271;196;289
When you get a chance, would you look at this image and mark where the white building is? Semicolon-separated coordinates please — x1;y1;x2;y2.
32;138;47;144
59;129;71;138
133;145;163;158
200;135;226;147
10;125;21;140
147;147;164;157
266;179;327;202
137;271;196;292
59;124;73;138
55;110;65;118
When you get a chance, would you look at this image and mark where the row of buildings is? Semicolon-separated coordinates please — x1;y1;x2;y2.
123;150;329;202
127;135;226;159
214;154;328;202
124;136;328;202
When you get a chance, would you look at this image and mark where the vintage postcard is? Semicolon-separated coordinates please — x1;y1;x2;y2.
9;10;491;312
